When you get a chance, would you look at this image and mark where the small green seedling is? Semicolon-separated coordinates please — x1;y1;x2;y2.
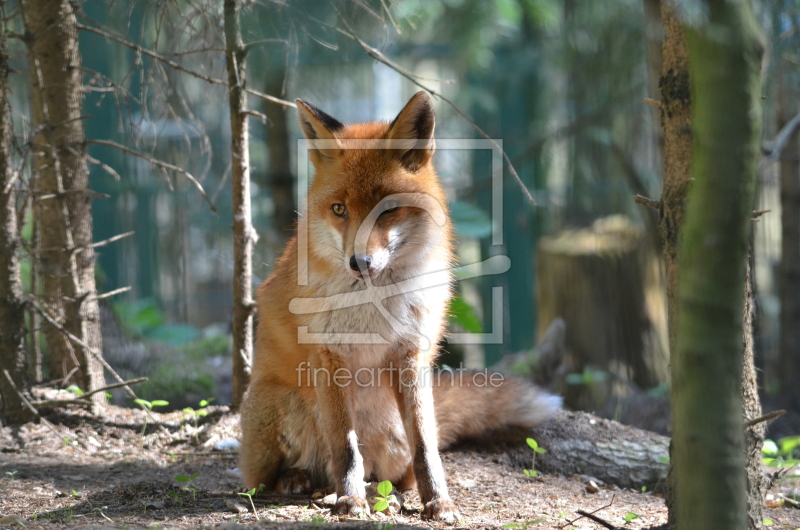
624;512;639;523
310;514;326;525
372;480;395;512
182;398;214;443
133;398;168;449
763;519;773;526
93;506;113;523
167;491;183;506
523;438;546;477
238;483;265;520
175;472;200;500
641;486;647;493
5;470;17;481
503;519;545;529
65;385;83;396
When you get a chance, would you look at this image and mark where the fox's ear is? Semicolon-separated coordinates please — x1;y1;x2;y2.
387;91;435;172
296;99;344;164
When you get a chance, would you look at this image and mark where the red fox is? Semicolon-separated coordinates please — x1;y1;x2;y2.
239;92;561;522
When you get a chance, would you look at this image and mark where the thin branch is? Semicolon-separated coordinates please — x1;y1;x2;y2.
26;297;172;437
751;209;770;220
89;231;134;249
558;493;616;529
87;139;218;214
83;377;148;398
91;285;132;301
633;194;661;210
745;409;786;428
333;14;533;204
759;109;800;173
76;23;295;108
574;511;622;530
86;154;121;181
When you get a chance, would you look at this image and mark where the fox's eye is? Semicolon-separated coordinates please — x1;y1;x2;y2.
332;203;346;217
381;200;400;214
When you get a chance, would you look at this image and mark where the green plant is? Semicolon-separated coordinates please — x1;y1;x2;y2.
310;514;325;525
523;438;546;477
624;512;639;523
133;398;168;450
372;480;395;512
175;472;200;500
565;367;608;386
182;398;214;444
167;491;183;506
93;506;113;523
238;484;265;520
65;385;83;396
5;471;17;480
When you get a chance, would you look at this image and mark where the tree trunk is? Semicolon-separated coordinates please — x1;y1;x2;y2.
673;3;762;529
225;0;254;409
0;6;33;425
778;103;800;403
264;66;295;242
21;0;104;404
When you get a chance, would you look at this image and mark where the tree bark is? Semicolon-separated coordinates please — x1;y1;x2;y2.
21;0;104;404
0;5;33;425
673;3;762;529
778;103;800;403
264;68;295;242
225;0;254;409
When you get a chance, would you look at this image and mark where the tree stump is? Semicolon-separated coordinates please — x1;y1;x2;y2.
537;216;668;410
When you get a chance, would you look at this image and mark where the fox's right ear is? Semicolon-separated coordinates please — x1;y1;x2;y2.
296;99;343;165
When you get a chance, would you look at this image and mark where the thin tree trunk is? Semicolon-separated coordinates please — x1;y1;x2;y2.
264;67;295;242
225;0;254;409
778;104;800;403
657;5;692;524
21;0;104;404
673;3;762;529
0;4;33;425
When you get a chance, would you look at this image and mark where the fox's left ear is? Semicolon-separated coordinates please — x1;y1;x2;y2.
387;92;435;172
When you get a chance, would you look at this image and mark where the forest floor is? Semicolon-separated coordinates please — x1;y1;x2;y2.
0;399;798;530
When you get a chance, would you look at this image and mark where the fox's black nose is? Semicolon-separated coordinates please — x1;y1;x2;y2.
349;254;371;272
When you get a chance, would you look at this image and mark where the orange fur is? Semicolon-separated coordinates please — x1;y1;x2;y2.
239;93;560;522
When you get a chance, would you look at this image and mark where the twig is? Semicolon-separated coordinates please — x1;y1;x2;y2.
91;286;132;301
26;297;172;437
633;194;661;210
86;154;121;181
643;98;661;108
558;493;615;529
759;109;800;173
89;231;134;249
575;510;622;530
745;409;786;427
333;14;534;204
76;23;295;108
83;377;148;398
751;209;770;220
87;139;217;214
2;369;89;454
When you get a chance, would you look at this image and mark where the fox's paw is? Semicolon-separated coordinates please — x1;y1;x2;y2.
421;498;460;523
275;468;312;495
332;495;370;517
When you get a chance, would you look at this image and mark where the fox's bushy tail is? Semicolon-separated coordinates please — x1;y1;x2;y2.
432;370;562;449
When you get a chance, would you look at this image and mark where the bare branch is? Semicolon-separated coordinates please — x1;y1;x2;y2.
745;409;786;427
89;230;134;249
759;109;800;173
91;286;132;301
633;194;661;210
76;23;295;108
86;154;121;181
333;14;533;204
87;139;218;213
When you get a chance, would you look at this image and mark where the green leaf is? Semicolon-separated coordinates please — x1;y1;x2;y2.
502;525;521;529
624;512;639;522
763;519;773;526
377;480;392;497
151;400;169;407
175;474;191;482
373;500;389;512
763;440;779;455
199;399;210;407
526;438;538;450
448;293;483;333
535;447;546;454
658;456;670;463
66;385;83;396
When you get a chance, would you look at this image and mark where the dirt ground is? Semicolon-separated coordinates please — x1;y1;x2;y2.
0;399;798;530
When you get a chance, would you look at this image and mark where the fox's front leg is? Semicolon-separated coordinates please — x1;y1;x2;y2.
397;355;460;522
311;348;369;516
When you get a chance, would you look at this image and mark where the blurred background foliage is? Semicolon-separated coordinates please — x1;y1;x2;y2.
6;0;799;430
